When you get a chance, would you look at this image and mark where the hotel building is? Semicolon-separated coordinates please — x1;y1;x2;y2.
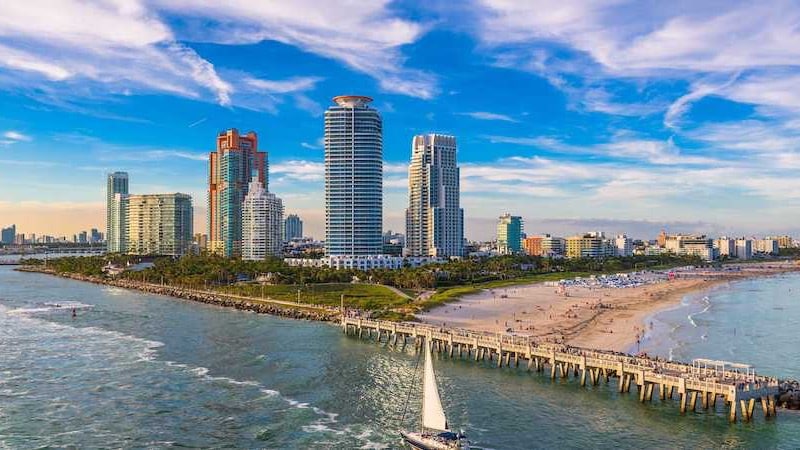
324;95;383;256
405;134;464;258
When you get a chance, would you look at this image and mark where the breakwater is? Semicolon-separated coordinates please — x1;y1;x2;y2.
16;267;338;322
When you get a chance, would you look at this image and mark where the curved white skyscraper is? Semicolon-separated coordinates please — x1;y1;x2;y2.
242;176;284;260
324;95;383;256
405;134;464;258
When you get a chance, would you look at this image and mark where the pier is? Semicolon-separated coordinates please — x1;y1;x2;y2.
342;317;780;423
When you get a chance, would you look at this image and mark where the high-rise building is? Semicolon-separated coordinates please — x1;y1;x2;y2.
284;214;303;242
78;231;88;244
106;171;129;253
90;228;101;243
1;224;15;244
126;193;193;257
208;129;267;257
735;239;753;260
324;95;383;256
497;213;523;254
242;176;284;260
404;134;464;258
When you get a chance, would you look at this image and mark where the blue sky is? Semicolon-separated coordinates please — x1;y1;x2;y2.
2;0;800;240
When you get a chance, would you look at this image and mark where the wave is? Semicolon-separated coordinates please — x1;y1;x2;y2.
2;298;374;446
6;302;95;315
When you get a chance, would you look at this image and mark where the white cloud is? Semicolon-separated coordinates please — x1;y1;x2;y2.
0;1;230;105
459;111;518;122
486;133;718;166
153;0;436;98
271;160;324;182
2;131;32;142
244;76;322;94
475;0;800;132
477;1;800;75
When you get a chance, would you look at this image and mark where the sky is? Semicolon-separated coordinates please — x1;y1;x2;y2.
1;0;800;241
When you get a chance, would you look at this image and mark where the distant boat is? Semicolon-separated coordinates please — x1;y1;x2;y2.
401;339;469;450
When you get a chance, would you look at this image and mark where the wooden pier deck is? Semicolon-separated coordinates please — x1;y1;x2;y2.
342;317;780;423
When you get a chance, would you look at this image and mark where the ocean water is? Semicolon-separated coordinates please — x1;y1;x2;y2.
641;273;800;380
1;266;799;449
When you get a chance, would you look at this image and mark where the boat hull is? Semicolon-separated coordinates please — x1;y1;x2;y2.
401;431;466;450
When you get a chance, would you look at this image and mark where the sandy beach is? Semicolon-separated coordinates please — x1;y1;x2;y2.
418;262;800;353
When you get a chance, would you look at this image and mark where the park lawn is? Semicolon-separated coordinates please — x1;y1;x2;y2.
215;283;411;310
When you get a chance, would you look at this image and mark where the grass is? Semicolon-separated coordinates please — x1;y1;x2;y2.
215;282;410;310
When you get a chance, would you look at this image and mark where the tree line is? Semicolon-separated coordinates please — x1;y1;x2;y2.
23;253;704;291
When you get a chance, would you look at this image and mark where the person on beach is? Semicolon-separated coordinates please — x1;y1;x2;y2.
71;308;77;318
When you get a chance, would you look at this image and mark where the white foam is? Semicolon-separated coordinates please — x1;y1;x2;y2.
190;367;209;376
6;302;95;315
301;423;346;435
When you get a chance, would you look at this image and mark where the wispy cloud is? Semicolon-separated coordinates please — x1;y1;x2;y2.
154;0;437;98
458;111;518;122
1;130;32;145
244;76;322;94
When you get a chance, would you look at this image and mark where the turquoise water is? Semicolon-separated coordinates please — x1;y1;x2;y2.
1;266;799;449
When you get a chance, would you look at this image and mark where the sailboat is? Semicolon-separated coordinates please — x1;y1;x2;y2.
401;339;469;450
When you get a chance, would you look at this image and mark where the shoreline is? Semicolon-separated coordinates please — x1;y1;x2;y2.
15;266;340;322
418;263;800;353
15;263;800;355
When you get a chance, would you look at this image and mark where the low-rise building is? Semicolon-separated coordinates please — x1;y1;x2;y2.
565;232;615;258
614;234;633;257
665;234;715;261
753;239;779;255
714;238;736;257
284;255;447;270
523;236;542;256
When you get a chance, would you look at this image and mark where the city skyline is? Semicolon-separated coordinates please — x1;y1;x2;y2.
3;2;800;240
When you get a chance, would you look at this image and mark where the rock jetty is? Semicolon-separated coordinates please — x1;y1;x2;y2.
778;380;800;410
16;267;339;322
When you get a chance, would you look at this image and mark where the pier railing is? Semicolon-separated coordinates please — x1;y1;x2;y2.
341;316;779;423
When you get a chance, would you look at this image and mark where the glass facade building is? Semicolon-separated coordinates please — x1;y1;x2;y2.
324;96;383;256
106;171;129;253
497;213;524;255
284;214;303;242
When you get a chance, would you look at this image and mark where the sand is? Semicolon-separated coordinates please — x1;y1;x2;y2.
417;262;800;353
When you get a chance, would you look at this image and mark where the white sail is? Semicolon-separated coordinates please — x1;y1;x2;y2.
422;341;448;431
